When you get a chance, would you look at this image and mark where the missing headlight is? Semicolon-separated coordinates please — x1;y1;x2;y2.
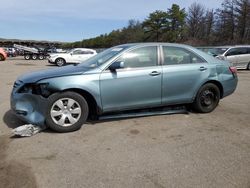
18;83;51;97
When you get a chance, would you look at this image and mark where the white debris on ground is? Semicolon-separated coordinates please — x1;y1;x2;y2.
13;124;47;137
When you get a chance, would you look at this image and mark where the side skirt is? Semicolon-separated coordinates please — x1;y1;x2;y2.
98;105;188;121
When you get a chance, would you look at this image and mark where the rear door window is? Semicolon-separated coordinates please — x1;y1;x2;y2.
162;46;205;65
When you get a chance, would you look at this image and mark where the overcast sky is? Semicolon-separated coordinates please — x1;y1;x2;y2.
0;0;223;42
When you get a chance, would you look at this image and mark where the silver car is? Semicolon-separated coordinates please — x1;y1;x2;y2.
216;46;250;69
11;43;238;132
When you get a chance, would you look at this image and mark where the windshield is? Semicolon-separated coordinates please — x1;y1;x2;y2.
197;47;229;56
77;46;129;68
67;49;75;53
209;48;229;56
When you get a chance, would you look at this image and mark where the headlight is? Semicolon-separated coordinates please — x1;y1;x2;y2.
18;83;50;97
51;55;58;58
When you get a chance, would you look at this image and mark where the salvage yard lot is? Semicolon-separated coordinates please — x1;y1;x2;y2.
0;57;250;188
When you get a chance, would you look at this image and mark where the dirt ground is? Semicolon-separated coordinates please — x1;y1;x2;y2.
0;57;250;188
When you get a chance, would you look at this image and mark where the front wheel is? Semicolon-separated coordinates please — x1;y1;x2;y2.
46;92;89;132
0;54;4;61
247;62;250;70
192;83;220;113
24;54;31;60
55;58;66;66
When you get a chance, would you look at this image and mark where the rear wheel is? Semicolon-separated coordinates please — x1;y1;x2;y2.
46;92;89;132
247;62;250;70
192;83;220;113
55;58;66;66
24;54;31;60
38;55;44;60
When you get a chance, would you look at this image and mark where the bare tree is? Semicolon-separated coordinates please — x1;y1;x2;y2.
213;0;237;44
205;10;215;38
234;0;250;42
186;2;205;39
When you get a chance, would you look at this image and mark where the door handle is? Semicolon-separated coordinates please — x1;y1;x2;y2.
199;66;207;71
149;71;161;76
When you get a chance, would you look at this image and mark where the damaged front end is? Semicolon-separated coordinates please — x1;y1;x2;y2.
11;80;51;126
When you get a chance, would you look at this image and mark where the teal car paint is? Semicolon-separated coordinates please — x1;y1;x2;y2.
11;43;238;132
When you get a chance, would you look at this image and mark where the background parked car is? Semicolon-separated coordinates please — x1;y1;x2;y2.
48;48;97;66
199;46;250;70
0;48;7;61
197;46;230;57
216;46;250;70
11;43;238;132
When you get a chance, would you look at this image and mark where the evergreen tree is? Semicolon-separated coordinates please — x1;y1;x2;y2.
142;10;169;42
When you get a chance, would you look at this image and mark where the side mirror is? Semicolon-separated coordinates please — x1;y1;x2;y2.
216;55;226;60
70;52;73;55
109;61;124;71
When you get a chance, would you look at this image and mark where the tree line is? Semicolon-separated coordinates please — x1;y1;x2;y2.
62;0;250;48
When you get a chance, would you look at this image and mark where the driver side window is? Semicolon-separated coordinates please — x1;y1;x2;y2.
115;46;158;69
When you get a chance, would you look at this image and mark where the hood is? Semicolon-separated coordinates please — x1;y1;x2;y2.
18;65;91;83
50;52;68;56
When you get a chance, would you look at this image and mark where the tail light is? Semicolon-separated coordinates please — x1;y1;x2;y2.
229;66;237;75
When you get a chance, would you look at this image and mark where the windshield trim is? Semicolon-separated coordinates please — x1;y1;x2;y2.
77;45;131;70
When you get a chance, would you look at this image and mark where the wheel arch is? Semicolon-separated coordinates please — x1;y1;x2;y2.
201;80;224;99
55;57;65;60
61;88;100;118
55;57;66;62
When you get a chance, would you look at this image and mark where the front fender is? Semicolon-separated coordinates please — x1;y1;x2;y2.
38;74;102;110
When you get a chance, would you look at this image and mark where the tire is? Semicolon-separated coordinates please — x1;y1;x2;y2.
0;54;4;61
32;54;38;60
46;92;89;132
55;58;66;66
24;54;31;60
247;62;250;70
192;83;220;113
38;55;44;60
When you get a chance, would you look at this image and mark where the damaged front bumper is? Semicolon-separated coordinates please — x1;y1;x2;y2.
11;89;48;126
48;58;55;64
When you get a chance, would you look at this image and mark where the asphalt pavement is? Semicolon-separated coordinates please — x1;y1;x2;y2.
0;57;250;188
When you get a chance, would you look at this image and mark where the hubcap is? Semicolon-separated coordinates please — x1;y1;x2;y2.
50;98;81;127
57;59;64;66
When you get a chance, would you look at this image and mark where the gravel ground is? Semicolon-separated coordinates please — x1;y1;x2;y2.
0;57;250;188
